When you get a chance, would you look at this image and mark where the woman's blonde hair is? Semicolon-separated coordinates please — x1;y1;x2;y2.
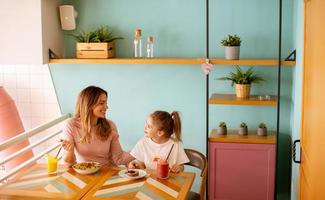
150;111;182;141
74;86;111;141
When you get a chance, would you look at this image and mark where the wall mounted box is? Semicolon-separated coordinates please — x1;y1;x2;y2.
0;0;63;64
76;42;115;59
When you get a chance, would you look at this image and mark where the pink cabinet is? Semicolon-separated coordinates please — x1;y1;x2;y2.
208;140;275;200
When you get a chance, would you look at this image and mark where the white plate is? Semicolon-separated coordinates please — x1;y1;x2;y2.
72;162;101;175
118;169;147;179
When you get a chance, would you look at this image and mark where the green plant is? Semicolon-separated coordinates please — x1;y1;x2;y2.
240;122;247;128
221;34;241;46
71;26;123;43
219;122;227;128
258;123;267;129
218;65;265;86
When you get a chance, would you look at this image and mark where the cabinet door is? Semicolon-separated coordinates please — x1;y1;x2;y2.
208;142;275;200
300;0;325;199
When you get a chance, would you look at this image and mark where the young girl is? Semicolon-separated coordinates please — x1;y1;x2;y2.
61;86;134;166
128;111;189;173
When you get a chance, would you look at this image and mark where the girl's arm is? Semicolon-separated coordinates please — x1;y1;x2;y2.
170;164;184;173
128;160;146;169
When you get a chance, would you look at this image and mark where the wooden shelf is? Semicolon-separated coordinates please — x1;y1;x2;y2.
49;58;204;65
210;58;295;66
49;58;295;66
209;94;277;106
209;129;276;144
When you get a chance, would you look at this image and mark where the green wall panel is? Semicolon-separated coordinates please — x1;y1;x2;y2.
52;0;295;197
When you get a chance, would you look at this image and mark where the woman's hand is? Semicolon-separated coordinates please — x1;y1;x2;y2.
170;164;184;173
60;139;74;152
128;160;145;169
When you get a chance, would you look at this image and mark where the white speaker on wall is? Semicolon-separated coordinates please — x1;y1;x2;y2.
59;5;77;30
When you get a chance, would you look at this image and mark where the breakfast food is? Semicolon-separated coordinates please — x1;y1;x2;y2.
125;169;139;177
73;162;100;170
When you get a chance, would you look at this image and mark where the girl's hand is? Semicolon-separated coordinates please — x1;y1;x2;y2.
60;139;74;152
128;160;145;169
170;165;184;173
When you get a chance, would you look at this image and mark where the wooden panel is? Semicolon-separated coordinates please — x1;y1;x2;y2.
209;94;277;106
300;0;325;198
0;164;110;200
82;168;194;200
209;129;276;144
208;142;275;200
210;58;295;66
49;58;296;66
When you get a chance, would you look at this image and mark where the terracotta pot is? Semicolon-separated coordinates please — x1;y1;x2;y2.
0;87;33;171
238;127;248;136
217;127;227;135
257;127;267;136
235;84;251;98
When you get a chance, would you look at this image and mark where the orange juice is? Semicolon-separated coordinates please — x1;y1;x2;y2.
46;155;58;174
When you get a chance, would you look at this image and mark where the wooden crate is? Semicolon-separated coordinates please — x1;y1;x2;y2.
76;42;115;58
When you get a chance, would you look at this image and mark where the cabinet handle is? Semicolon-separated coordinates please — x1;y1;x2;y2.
293;140;301;164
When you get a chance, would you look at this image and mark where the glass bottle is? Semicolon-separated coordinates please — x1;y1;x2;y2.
134;29;142;57
146;36;154;58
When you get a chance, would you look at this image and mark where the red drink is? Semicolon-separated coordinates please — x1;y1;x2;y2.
157;160;169;179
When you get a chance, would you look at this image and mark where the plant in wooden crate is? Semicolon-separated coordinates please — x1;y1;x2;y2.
71;26;124;58
221;34;241;60
238;122;248;136
257;123;267;136
218;65;265;98
217;122;227;135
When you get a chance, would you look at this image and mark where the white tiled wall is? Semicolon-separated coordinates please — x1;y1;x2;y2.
0;64;62;155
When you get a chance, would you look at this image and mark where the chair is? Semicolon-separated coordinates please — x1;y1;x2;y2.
184;149;208;200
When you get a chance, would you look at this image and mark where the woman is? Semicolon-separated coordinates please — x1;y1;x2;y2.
61;86;134;166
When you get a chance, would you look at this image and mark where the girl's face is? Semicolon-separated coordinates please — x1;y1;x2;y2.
144;116;162;140
92;93;108;119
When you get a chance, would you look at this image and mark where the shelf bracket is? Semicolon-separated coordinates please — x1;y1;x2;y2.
285;49;296;61
49;49;59;59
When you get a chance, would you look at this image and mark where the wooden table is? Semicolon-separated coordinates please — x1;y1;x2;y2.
0;164;195;200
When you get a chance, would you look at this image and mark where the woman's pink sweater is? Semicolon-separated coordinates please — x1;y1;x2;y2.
63;118;134;166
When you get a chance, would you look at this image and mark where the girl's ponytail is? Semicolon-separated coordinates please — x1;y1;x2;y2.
171;111;182;141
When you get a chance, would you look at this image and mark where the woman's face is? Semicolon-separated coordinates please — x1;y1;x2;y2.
92;93;108;119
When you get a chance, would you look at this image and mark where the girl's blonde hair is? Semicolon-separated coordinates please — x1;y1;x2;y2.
74;86;111;141
151;111;182;141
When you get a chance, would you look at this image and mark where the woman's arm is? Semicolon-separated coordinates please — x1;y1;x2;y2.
110;133;135;165
61;139;76;166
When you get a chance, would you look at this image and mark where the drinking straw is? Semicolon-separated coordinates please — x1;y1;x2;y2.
55;146;62;158
166;144;174;161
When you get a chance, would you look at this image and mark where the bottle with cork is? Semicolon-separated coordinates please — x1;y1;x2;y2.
146;36;154;58
134;28;142;57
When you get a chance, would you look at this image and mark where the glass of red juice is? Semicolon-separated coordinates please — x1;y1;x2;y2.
157;159;169;179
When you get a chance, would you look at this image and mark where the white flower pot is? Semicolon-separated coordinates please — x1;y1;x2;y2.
225;46;240;60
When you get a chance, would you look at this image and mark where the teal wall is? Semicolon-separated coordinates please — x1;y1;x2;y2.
51;0;295;196
290;0;304;199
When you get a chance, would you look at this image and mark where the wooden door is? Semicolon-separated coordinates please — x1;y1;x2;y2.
300;0;325;199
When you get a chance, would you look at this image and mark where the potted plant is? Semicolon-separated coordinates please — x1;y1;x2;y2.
217;122;227;135
238;122;248;136
71;26;124;58
221;34;241;60
218;65;265;98
257;123;267;136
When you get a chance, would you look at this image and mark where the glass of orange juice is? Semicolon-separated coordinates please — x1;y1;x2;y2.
46;155;58;174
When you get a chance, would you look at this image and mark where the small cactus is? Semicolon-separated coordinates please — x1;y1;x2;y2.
219;122;227;128
240;122;247;128
258;123;266;129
